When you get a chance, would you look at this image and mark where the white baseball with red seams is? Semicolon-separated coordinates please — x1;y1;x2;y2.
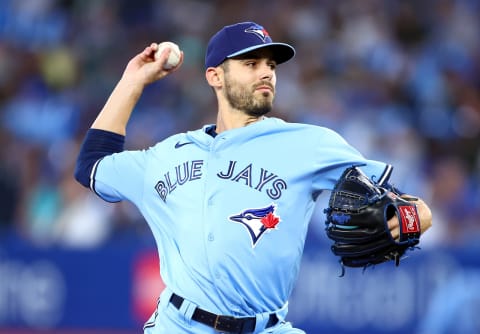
155;41;181;69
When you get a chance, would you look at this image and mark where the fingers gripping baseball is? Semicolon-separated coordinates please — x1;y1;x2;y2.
154;42;182;69
122;42;184;85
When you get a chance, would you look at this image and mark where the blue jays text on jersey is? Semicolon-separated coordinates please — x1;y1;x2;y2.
89;117;391;319
154;159;287;202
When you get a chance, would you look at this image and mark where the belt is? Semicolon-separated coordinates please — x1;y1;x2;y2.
169;293;278;333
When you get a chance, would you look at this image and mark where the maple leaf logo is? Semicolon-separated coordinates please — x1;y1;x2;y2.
261;212;280;229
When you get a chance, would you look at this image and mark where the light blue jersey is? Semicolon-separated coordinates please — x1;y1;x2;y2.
91;117;390;330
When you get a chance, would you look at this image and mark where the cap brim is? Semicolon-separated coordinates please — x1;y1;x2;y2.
227;43;295;65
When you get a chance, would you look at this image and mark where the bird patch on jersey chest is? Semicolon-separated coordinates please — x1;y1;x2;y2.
229;204;281;247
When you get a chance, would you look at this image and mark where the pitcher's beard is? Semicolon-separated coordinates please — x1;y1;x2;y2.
224;82;273;117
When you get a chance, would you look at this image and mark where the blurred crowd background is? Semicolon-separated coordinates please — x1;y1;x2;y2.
0;0;479;255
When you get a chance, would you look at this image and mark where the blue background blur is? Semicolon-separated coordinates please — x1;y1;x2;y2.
0;0;479;333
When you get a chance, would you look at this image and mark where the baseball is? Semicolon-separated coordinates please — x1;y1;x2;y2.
155;41;181;69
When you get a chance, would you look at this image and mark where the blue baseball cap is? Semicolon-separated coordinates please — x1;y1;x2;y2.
205;22;296;68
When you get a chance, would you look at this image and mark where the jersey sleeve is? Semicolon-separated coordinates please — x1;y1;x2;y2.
312;128;392;192
91;149;147;204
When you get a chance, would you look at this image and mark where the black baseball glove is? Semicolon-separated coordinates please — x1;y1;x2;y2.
324;166;421;271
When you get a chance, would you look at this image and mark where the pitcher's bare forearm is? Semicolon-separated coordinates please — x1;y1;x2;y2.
91;79;145;135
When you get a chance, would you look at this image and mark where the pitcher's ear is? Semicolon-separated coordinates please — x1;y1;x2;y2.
205;66;223;88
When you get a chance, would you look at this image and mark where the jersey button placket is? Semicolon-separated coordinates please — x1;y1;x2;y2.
205;138;224;285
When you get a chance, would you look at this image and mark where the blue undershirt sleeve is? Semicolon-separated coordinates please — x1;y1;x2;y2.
74;128;125;188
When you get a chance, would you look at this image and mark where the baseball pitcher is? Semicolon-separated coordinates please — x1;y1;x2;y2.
75;22;432;334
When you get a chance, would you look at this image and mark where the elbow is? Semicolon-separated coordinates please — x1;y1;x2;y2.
73;128;125;189
74;157;94;188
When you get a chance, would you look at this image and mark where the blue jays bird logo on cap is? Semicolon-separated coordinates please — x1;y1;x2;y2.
245;25;270;43
204;21;295;68
229;204;281;247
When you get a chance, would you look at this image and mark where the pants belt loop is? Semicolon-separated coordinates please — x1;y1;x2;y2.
254;312;270;333
180;299;197;321
168;289;196;321
159;287;174;308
